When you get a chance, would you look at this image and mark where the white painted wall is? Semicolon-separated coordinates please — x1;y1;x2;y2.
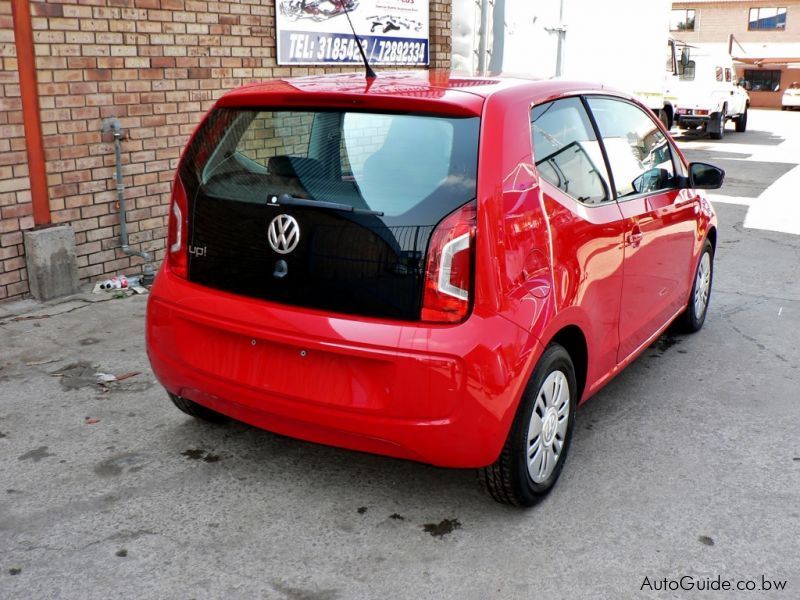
452;0;673;110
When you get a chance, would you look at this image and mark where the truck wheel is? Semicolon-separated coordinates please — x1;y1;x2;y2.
478;344;577;507
734;107;748;132
169;392;230;423
658;109;670;130
709;112;724;140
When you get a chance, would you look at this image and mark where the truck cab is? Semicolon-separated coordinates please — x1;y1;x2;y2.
670;47;750;139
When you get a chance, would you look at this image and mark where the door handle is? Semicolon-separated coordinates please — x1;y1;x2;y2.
626;226;643;247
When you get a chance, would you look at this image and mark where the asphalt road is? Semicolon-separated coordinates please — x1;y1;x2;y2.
1;111;798;600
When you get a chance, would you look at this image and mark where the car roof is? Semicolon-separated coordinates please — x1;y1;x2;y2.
215;70;616;116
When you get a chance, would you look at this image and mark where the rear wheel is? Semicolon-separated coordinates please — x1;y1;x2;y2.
168;392;229;423
734;107;748;132
678;239;714;333
479;344;577;507
658;109;670;130
709;111;724;140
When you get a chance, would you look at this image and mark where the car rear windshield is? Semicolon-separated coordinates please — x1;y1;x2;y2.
185;108;479;225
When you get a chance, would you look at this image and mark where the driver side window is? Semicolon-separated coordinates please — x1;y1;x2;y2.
586;97;678;198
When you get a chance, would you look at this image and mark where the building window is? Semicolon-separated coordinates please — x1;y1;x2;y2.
670;9;696;31
743;69;782;92
748;7;787;30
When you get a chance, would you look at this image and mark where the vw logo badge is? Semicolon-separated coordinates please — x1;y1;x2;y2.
267;214;300;254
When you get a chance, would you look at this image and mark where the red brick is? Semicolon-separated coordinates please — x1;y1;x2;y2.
0;217;20;234
187;67;211;79
3;256;25;272
1;202;32;219
0;270;22;286
6;281;29;297
31;3;64;18
1;232;23;247
85;68;113;81
68;57;97;69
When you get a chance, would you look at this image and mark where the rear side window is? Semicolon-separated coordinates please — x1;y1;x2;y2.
586;97;677;198
531;97;612;205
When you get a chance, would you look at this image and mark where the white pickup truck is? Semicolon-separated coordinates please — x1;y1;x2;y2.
670;48;750;140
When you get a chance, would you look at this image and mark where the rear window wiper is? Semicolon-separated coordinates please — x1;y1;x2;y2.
268;193;384;216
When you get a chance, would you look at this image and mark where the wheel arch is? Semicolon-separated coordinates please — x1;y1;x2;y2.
706;226;717;253
548;325;588;404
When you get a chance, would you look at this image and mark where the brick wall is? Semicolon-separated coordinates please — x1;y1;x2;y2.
672;1;800;43
0;0;452;301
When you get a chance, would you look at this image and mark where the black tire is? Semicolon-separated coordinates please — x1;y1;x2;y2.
678;239;714;333
734;107;748;132
658;109;670;130
478;344;578;507
168;392;229;423
709;112;724;140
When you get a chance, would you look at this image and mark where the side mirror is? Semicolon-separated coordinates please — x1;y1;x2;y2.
688;162;725;190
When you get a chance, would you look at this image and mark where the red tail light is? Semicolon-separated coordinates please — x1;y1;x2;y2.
167;173;188;279
421;201;476;323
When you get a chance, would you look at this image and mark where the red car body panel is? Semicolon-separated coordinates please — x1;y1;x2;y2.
146;71;717;468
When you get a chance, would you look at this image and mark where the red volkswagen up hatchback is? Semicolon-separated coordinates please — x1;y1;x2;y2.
146;72;721;506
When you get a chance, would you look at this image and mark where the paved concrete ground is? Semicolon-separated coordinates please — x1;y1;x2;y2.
1;111;799;600
675;108;800;235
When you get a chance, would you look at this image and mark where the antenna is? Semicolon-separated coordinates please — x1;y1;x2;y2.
341;2;376;80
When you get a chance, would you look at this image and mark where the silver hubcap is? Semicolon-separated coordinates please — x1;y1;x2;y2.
526;371;570;484
694;251;712;317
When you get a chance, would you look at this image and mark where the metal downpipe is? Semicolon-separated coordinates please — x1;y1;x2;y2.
11;0;51;226
103;118;155;285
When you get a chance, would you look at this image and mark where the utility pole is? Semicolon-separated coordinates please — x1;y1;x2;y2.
476;0;493;75
545;0;567;76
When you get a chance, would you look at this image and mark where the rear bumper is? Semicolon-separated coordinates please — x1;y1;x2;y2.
146;266;540;468
675;113;712;126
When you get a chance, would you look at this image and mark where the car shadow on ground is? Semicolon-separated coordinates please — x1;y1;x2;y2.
159;412;493;509
147;327;688;515
671;126;785;146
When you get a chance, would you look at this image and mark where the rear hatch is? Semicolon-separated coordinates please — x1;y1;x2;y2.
178;107;479;321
